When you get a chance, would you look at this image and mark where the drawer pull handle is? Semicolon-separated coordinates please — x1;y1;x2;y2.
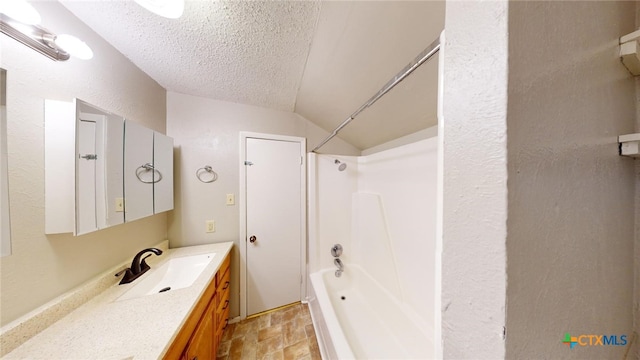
223;281;230;290
222;319;229;330
223;299;229;309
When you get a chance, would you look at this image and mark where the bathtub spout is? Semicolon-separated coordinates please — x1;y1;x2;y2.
334;258;344;277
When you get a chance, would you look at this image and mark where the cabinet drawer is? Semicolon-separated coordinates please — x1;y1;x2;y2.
216;281;230;313
216;263;230;295
217;304;230;335
216;254;230;287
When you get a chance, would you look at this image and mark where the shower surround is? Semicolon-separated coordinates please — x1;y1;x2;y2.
307;137;438;358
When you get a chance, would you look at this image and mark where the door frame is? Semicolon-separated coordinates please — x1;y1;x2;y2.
239;132;307;320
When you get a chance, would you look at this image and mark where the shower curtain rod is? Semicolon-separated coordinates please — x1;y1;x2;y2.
311;36;441;153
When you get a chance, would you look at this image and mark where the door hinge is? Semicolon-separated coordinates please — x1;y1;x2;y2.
244;161;253;166
300;156;303;165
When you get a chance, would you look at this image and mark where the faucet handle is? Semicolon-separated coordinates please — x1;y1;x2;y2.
115;268;135;285
331;244;343;257
115;268;131;277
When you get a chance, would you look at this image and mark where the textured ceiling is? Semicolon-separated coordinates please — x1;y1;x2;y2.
61;0;320;111
61;0;444;151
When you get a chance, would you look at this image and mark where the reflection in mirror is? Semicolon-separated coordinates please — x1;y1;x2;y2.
1;68;11;256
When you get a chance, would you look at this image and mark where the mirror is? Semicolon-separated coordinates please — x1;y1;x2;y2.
1;68;10;256
44;99;125;236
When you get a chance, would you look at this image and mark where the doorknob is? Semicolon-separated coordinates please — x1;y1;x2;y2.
249;235;257;243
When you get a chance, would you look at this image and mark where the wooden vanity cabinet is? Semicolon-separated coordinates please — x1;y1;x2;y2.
163;253;231;360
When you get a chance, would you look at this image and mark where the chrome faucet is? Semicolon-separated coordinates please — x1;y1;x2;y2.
334;258;344;277
115;248;163;285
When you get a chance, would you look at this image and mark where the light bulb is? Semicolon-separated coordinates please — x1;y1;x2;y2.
0;0;41;25
134;0;184;19
55;34;93;60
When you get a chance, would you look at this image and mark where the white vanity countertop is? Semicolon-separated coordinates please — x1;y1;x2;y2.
4;242;233;360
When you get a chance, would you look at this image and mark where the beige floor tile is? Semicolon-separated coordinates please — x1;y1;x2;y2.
304;324;315;338
228;337;245;360
260;349;284;360
270;311;284;326
308;335;321;360
258;324;282;341
256;314;271;329
282;321;307;346
222;322;236;342
224;304;320;360
257;334;284;356
283;339;311;360
217;339;232;357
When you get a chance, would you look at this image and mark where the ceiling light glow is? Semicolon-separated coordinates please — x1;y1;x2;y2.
0;0;40;25
134;0;184;19
54;34;93;60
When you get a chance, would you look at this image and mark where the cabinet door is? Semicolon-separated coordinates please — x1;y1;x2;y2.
153;132;174;214
184;306;214;360
104;113;124;227
124;121;154;222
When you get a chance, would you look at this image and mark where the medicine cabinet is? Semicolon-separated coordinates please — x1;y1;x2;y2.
123;121;174;222
45;99;125;235
45;99;173;236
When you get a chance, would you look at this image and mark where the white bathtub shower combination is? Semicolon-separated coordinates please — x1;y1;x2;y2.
307;138;438;359
309;267;432;359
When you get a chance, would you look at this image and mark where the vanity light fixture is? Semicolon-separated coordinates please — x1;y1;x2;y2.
0;0;40;25
134;0;184;19
0;14;93;61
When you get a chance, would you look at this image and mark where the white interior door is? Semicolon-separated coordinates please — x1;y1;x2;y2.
246;137;302;316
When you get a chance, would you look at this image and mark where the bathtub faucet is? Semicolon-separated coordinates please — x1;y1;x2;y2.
334;258;344;277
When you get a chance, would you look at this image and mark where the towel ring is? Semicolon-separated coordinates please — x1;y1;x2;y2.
196;165;218;183
136;163;163;184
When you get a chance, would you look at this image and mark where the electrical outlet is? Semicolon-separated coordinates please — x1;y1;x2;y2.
115;198;124;212
206;220;215;233
226;193;235;205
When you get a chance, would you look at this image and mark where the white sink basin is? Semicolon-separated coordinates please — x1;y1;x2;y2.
117;252;216;301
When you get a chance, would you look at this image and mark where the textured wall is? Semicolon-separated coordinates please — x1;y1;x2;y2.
166;91;359;319
506;1;636;358
0;2;167;325
441;1;509;358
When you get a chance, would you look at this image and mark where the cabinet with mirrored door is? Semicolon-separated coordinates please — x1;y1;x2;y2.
44;98;173;236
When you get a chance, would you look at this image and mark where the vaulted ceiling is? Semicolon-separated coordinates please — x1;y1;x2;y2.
61;0;444;150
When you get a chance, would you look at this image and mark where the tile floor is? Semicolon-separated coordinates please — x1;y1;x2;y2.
216;303;321;360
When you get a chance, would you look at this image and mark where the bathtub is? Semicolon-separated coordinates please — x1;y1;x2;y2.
308;265;433;359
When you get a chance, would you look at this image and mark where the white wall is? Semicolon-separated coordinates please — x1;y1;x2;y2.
440;1;509;358
166;91;360;319
308;154;358;275
310;137;437;334
0;2;167;326
358;139;437;331
505;1;636;358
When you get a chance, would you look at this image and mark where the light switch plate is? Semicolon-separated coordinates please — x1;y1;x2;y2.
206;220;215;233
226;193;235;205
115;198;124;212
